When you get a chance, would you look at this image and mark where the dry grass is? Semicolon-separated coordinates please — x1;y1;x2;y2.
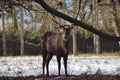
1;74;120;80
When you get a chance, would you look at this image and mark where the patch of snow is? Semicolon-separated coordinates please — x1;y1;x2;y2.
0;56;120;77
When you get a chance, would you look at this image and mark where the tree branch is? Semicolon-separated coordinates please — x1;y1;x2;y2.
34;0;120;41
75;0;81;20
24;41;40;47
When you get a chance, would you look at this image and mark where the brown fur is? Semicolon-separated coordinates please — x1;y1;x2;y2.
41;26;73;76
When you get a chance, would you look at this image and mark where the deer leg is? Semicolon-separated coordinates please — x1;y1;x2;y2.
63;55;68;76
42;53;46;75
42;49;47;75
46;54;53;76
57;56;61;76
42;59;46;75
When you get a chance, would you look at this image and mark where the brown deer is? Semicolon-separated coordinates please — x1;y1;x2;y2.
41;24;73;76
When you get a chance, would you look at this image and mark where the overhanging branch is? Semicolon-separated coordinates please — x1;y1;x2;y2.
34;0;120;41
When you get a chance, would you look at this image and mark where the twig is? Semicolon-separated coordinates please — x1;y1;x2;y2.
75;0;81;20
24;41;40;47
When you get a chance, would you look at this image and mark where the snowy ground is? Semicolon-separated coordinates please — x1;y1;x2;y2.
0;55;120;77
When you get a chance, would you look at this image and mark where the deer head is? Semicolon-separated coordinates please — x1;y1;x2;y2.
52;15;73;41
59;25;73;41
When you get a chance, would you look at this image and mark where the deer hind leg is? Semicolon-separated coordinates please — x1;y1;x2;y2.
46;54;53;76
42;50;46;75
63;55;68;76
57;56;61;76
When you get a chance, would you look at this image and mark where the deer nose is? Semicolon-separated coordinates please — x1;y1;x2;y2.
63;37;66;41
64;36;68;41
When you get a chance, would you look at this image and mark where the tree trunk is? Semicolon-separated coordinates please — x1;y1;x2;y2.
94;34;100;54
72;28;77;55
72;0;78;55
12;6;18;31
20;8;24;56
2;1;7;56
93;0;100;54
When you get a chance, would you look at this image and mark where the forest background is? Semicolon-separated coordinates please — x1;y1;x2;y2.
0;0;120;56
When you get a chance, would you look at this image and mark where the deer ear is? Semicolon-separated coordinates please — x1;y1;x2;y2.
59;25;64;32
59;28;63;32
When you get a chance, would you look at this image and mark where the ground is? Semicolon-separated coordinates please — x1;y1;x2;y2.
0;74;120;80
0;54;120;80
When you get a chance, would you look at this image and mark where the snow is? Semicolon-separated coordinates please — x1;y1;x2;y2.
0;55;120;77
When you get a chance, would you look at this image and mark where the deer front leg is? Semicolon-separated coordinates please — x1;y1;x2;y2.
46;54;53;76
42;58;46;75
63;55;68;76
57;56;61;76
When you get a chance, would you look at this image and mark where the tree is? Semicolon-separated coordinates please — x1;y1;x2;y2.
72;0;78;55
20;7;24;56
93;0;100;53
6;5;18;32
11;6;18;31
34;0;120;41
1;1;7;56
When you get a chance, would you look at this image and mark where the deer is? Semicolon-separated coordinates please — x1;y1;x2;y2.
40;17;73;76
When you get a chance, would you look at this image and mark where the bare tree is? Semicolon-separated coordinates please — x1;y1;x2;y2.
34;0;120;41
20;7;24;56
1;1;7;56
72;0;78;55
93;0;100;53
